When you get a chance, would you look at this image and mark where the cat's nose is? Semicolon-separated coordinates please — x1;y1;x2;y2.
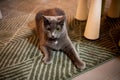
51;33;55;39
51;35;55;39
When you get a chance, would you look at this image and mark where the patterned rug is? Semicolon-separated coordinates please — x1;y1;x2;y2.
108;17;120;50
0;0;120;80
0;14;120;80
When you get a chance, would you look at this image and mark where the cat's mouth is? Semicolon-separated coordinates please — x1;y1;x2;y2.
48;38;58;41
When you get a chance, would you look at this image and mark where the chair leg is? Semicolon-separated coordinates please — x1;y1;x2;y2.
107;0;120;18
84;0;102;40
75;0;88;20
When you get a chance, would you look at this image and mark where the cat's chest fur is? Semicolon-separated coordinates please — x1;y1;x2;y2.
46;40;60;50
46;36;66;50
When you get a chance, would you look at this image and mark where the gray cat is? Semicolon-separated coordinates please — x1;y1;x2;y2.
35;8;85;69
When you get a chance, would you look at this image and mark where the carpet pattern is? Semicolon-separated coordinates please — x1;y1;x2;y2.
109;17;120;50
0;34;118;80
0;0;120;80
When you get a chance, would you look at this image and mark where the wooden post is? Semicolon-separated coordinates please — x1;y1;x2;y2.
75;0;88;20
107;0;120;18
84;0;102;40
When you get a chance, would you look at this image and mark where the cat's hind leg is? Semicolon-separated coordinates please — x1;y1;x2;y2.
62;41;86;70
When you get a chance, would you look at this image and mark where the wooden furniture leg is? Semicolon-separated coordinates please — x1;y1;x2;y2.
107;0;120;18
84;0;102;40
75;0;88;20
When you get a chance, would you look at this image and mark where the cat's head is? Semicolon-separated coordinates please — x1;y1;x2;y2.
43;15;66;41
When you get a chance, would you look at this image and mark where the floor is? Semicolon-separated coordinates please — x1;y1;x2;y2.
73;56;120;80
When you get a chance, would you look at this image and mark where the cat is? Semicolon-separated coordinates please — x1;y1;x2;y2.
35;8;86;69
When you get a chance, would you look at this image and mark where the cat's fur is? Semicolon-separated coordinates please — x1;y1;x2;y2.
35;8;85;69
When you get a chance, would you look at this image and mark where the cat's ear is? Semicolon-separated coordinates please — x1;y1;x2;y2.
58;16;65;26
42;16;50;25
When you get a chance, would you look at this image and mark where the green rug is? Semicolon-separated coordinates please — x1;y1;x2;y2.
0;13;119;80
0;34;118;80
109;17;120;50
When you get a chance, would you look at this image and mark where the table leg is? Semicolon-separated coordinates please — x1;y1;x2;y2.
107;0;120;18
75;0;88;20
84;0;102;40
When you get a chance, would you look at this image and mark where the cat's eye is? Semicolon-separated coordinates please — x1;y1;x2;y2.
47;28;51;30
46;26;51;30
56;27;61;31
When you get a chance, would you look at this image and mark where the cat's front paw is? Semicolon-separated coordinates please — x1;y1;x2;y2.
42;56;52;64
74;61;86;70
